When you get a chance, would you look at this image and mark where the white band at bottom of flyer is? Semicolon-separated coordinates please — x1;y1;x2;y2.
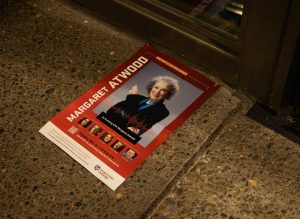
39;121;125;190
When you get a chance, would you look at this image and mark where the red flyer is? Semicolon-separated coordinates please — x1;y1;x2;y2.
40;44;219;190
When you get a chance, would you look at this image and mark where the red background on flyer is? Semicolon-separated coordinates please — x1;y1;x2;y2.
50;44;219;179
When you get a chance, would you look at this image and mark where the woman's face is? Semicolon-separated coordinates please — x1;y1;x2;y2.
149;81;169;102
113;142;123;149
104;134;112;142
81;119;90;126
90;125;99;132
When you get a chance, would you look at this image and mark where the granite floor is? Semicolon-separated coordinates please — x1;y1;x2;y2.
0;1;299;219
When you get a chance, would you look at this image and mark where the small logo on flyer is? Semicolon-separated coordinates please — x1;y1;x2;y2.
94;164;114;180
94;165;101;171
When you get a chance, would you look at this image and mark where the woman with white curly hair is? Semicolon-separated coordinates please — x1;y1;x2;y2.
104;76;179;135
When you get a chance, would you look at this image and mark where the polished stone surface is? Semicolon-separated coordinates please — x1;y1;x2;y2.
0;1;241;218
149;113;300;219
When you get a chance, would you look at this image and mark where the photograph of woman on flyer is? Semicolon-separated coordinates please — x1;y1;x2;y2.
104;76;179;135
94;61;204;147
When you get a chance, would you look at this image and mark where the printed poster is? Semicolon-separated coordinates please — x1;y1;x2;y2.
40;44;219;190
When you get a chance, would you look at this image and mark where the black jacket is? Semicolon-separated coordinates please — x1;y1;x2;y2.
106;94;169;135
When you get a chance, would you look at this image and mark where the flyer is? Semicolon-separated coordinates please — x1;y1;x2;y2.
40;44;220;190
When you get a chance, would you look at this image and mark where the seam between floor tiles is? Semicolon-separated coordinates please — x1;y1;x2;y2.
140;98;246;219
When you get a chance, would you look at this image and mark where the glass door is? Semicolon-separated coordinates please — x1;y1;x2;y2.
73;0;296;109
143;0;244;38
73;0;247;82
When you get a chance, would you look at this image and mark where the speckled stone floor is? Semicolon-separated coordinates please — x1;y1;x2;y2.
0;1;299;219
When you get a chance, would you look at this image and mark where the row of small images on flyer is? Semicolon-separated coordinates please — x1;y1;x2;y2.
78;117;137;161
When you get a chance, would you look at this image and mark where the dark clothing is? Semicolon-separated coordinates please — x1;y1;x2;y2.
106;94;169;135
